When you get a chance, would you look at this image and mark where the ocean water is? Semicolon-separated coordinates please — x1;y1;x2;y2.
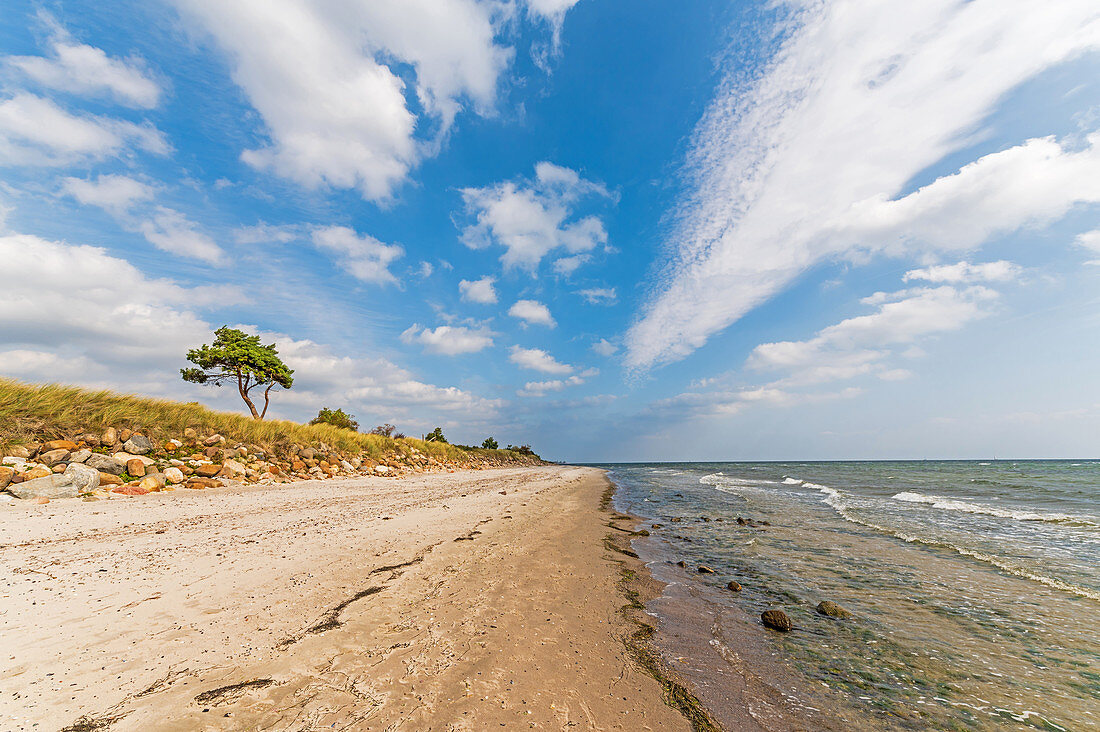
602;461;1100;731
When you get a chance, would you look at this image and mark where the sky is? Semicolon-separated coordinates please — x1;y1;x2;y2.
1;0;1099;461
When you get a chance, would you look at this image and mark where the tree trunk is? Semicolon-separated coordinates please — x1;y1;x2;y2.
260;382;275;420
237;371;260;420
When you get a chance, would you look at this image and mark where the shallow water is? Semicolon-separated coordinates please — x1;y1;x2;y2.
602;461;1100;731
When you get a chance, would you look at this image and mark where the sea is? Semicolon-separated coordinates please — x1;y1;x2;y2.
600;461;1100;731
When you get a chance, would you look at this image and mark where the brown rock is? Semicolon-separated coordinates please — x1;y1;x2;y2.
726;581;742;592
816;601;852;619
0;466;13;489
194;464;222;478
183;427;198;440
761;609;793;631
101;427;118;446
6;446;31;459
203;434;223;446
185;477;218;489
126;459;146;477
38;449;71;467
52;465;66;473
78;433;100;447
119;428;133;443
44;440;78;452
24;466;52;480
137;474;165;492
697;565;716;574
98;472;123;486
35;497;50;505
113;484;149;496
204;446;220;459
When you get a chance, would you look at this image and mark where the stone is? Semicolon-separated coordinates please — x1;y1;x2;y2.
39;449;71;467
675;560;686;568
119;428;133;443
123;434;154;455
299;447;316;460
98;472;123;486
69;449;92;463
163;467;185;484
374;464;390;475
6;446;31;459
203;434;223;446
6;463;98;500
2;457;27;468
186;477;218;489
23;466;52;480
220;459;247;478
194;464;222;478
164;439;182;451
78;433;101;447
184;427;198;440
0;466;13;489
137;474;165;492
816;601;852;619
697;565;716;574
113;484;149;496
44;439;79;452
36;497;50;505
126;459;147;478
52;464;66;473
113;452;153;466
101;427;118;446
761;609;793;632
204;446;220;459
85;454;126;475
726;581;742;592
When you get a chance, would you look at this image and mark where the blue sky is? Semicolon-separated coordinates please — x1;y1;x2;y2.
1;0;1099;461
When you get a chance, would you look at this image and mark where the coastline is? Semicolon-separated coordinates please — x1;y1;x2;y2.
2;465;696;730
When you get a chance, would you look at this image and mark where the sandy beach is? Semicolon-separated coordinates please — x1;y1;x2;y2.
1;466;693;731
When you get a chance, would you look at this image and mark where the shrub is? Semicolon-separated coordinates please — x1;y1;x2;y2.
369;423;396;437
309;407;359;431
481;437;499;449
425;427;447;443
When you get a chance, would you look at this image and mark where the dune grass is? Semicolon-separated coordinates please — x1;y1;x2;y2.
0;378;524;464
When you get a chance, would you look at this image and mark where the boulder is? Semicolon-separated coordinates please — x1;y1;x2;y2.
119;428;132;443
2;457;27;468
123;434;154;455
23;466;52;480
38;449;71;467
112;452;153;466
6;463;99;500
186;476;219;489
299;447;316;460
194;464;222;478
126;459;147;478
761;609;793;632
726;581;742;592
69;449;92;463
183;427;198;440
164;467;185;484
137;473;165;492
86;454;126;475
697;565;716;574
374;464;390;475
203;434;224;446
101;427;118;446
113;484;149;496
44;439;79;452
0;466;13;489
816;601;852;619
78;433;100;447
164;439;182;451
98;472;123;486
6;446;31;459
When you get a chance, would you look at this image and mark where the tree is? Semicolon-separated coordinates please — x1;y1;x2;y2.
369;423;396;437
181;326;294;420
481;437;499;450
311;407;359;431
424;427;447;443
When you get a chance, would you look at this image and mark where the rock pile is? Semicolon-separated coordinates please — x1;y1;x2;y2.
1;427;540;502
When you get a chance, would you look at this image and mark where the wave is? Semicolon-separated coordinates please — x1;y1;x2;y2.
700;474;778;487
782;477;803;485
812;485;1100;602
892;492;1099;527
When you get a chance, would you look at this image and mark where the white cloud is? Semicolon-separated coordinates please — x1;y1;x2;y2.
172;0;521;201
459;161;611;271
524;0;582;68
577;287;617;305
233;223;298;244
139;207;226;265
61;174;154;215
508;299;556;327
8;19;161;108
509;345;573;374
400;323;494;355
459;275;498;304
903;260;1021;284
517;368;597;398
626;1;1100;370
417;261;434;277
592;338;617;356
311;225;404;284
1076;229;1100;264
553;254;589;275
0;93;169;166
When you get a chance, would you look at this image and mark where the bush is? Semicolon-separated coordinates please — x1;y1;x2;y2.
425;427;447;443
481;437;499;449
369;423;396;437
310;407;359;431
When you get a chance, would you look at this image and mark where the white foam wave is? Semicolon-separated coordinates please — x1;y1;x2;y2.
700;474;778;487
892;492;1098;526
782;477;803;485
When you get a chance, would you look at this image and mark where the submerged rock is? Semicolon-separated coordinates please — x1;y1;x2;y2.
727;581;742;592
675;560;687;568
697;565;716;574
761;609;793;631
816;600;852;619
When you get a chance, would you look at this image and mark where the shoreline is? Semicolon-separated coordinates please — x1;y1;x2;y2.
2;466;700;730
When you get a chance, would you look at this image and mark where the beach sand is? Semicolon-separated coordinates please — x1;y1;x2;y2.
1;466;694;731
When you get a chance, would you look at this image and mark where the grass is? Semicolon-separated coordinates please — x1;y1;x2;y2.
0;378;536;465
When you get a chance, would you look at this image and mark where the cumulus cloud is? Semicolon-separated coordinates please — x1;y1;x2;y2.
139;207;226;265
8;18;161;108
626;0;1100;370
172;0;555;201
509;345;573;374
459;161;611;271
591;338;617;356
517;368;597;397
311;225;404;284
577;287;616;305
61;174;154;215
459;275;498;304
903;261;1021;284
1076;229;1100;265
508;299;556;327
233;223;298;245
400;323;494;355
0;93;169;166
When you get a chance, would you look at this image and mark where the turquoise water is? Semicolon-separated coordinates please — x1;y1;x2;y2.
603;461;1100;730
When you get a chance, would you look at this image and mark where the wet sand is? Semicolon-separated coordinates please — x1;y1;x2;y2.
1;466;691;731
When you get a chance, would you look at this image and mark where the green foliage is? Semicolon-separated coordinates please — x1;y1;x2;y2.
481;437;499;449
182;326;294;420
425;426;447;443
310;407;359;431
506;444;536;456
369;423;396;437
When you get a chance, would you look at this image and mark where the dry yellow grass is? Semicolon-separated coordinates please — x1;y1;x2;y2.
0;378;526;465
